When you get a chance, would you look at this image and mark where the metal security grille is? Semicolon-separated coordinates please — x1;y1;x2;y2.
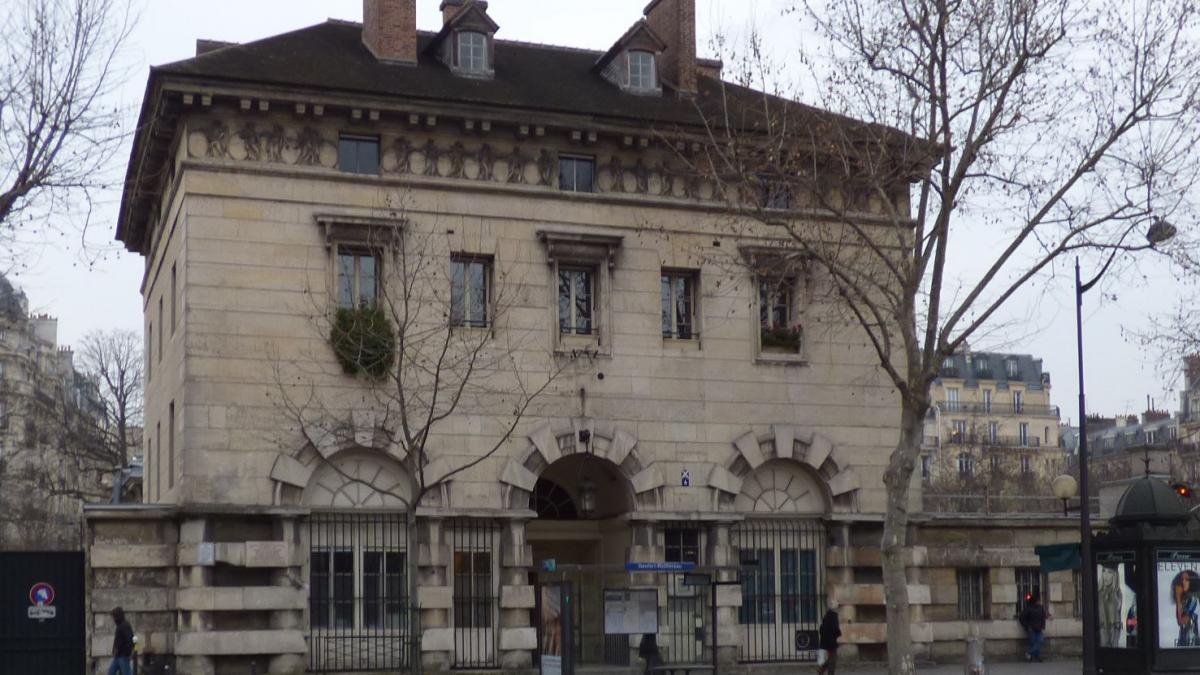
1015;567;1046;615
663;526;708;664
732;519;825;664
957;569;986;619
308;511;410;673
451;519;501;669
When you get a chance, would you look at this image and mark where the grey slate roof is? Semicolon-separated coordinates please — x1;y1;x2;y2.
935;350;1050;389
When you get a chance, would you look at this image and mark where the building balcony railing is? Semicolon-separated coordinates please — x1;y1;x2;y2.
945;433;1044;449
939;401;1059;417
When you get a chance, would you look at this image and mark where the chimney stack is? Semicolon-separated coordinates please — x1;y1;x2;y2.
363;0;418;65
440;0;479;24
643;0;697;95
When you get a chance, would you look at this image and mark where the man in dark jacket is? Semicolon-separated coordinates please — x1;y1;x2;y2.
108;607;134;675
1019;591;1049;662
818;598;842;675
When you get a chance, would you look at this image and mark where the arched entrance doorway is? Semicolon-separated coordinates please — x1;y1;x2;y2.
528;453;635;668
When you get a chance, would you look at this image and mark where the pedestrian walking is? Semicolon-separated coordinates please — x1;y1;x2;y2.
108;607;135;675
818;597;842;675
1019;591;1049;662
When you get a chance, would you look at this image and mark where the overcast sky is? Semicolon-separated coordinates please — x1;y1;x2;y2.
9;0;1187;421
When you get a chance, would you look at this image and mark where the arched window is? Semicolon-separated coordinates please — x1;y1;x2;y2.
530;477;577;519
457;31;488;73
627;50;656;90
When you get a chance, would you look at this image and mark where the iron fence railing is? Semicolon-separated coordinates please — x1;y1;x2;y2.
732;519;825;664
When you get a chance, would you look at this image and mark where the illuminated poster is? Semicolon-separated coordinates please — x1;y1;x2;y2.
1097;552;1138;649
540;585;565;675
1157;551;1200;649
603;589;659;635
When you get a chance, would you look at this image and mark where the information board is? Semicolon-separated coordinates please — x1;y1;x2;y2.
603;588;659;635
1157;550;1200;649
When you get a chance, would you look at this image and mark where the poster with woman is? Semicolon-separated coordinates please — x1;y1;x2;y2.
540;585;565;675
1157;551;1200;649
1097;551;1138;649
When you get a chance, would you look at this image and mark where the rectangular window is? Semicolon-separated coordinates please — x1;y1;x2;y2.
990;454;1001;472
1020;455;1032;474
336;246;379;309
170;263;177;335
921;455;931;481
758;177;791;209
450;256;491;328
457;31;488;72
157;297;163;363
1019;422;1029;446
946;388;960;412
758;278;792;329
309;548;355;629
958;453;974;477
146;322;152;381
363;550;407;629
982;389;992;413
1015;567;1045;615
557;267;594;335
780;548;817;623
738;548;774;624
155;421;162;501
558;155;595;193
988;422;999;444
952;420;968;442
661;271;696;339
665;527;700;564
628;50;656;90
338;134;380;175
453;551;493;628
1013;390;1024;413
1006;359;1020;379
168;401;175;488
957;569;986;619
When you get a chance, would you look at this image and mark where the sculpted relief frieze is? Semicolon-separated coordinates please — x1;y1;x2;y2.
186;117;718;200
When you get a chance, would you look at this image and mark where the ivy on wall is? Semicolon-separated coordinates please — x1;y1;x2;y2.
330;306;396;379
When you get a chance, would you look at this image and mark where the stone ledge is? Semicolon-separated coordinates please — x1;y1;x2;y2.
91;544;176;568
175;629;305;655
176;586;306;611
500;585;535;609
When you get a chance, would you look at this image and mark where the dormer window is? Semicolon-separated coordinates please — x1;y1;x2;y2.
628;50;656;91
457;31;488;73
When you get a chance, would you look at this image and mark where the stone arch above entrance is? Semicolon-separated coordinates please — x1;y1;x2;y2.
303;450;412;508
499;419;662;511
735;459;828;514
711;425;860;513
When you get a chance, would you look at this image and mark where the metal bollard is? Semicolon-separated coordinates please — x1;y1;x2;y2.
965;636;986;675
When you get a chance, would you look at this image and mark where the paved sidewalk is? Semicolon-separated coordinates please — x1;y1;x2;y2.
845;661;1082;674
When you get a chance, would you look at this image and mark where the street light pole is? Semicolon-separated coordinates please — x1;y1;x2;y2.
1074;257;1097;674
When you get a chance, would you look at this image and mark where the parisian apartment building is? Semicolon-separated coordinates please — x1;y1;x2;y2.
920;350;1067;507
90;1;1085;673
0;273;108;549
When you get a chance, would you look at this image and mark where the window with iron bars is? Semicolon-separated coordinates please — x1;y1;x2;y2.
451;519;501;669
1015;567;1046;616
308;512;409;673
957;568;987;619
733;520;825;664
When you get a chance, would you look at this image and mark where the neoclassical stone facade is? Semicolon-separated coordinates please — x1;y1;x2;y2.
88;1;1083;673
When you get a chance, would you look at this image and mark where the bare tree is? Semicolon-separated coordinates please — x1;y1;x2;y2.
0;0;135;263
271;210;579;672
690;1;1200;669
77;327;143;466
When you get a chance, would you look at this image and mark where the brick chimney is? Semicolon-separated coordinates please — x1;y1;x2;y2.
363;0;417;65
644;0;697;94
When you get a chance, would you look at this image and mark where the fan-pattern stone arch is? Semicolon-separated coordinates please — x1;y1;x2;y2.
709;425;861;513
499;418;662;511
303;451;412;508
735;459;829;514
267;412;435;507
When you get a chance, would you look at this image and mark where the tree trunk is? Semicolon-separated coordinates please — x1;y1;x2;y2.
882;396;926;675
406;508;423;675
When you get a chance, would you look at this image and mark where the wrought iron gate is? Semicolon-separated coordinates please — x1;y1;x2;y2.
0;551;85;675
451;518;501;669
732;519;825;663
308;511;410;673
